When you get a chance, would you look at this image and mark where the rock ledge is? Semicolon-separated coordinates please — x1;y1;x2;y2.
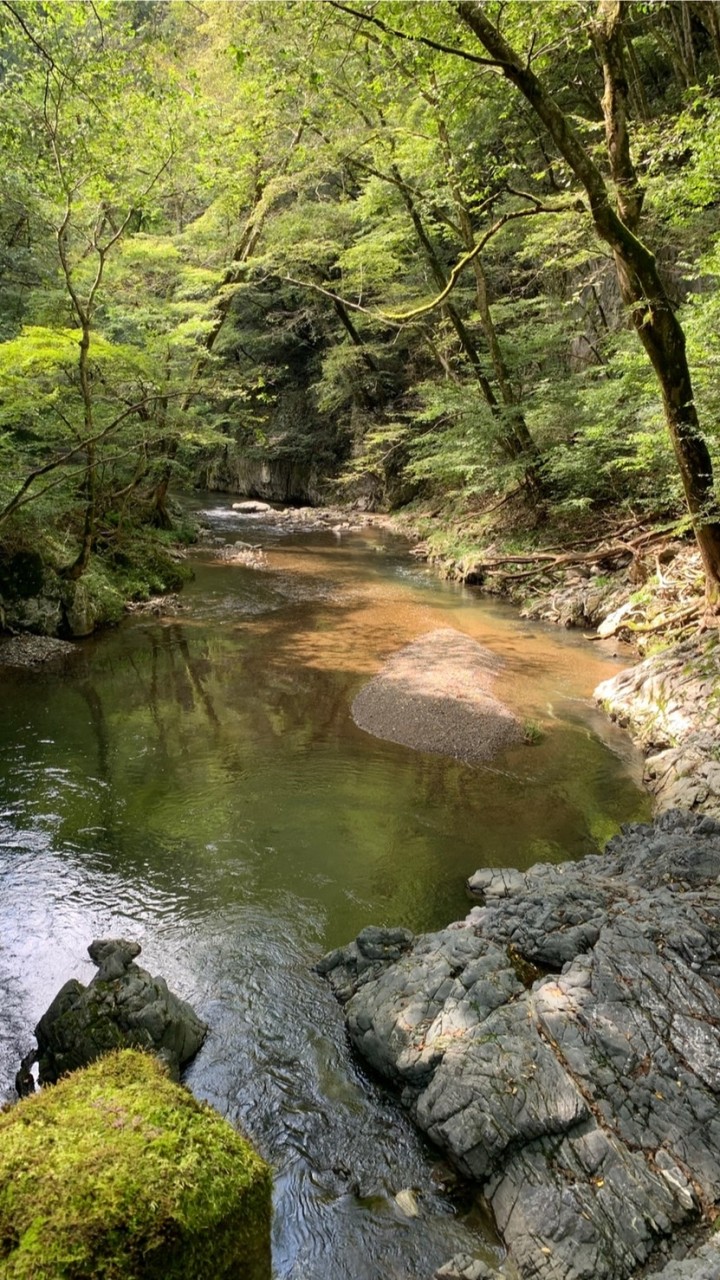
319;812;720;1280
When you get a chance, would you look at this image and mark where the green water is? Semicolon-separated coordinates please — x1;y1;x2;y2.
0;500;650;1279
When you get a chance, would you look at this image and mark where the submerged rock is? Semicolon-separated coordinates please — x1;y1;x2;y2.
32;938;207;1085
0;1049;271;1280
319;811;720;1280
351;628;524;763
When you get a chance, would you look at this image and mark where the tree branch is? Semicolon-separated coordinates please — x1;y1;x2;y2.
385;200;578;321
328;1;506;69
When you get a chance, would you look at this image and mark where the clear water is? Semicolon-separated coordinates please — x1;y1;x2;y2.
0;499;650;1278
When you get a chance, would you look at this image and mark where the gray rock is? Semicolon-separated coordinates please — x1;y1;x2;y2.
435;1255;501;1279
596;635;720;820
319;812;720;1280
643;1239;720;1279
231;500;272;513
34;938;207;1084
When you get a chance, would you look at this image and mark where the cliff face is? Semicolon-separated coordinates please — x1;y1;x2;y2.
194;374;346;505
197;448;327;505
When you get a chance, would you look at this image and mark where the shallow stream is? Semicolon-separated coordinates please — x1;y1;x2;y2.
0;500;651;1278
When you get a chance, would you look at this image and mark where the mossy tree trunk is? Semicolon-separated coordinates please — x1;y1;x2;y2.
456;0;720;613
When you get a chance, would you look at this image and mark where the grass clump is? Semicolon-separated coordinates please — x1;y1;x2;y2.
0;1050;271;1280
522;718;543;745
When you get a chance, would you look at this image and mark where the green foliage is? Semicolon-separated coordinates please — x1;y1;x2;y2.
2;0;720;614
0;1049;271;1280
522;719;543;746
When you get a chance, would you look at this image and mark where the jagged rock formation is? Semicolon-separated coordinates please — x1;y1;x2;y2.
596;634;720;819
30;938;207;1086
319;812;720;1280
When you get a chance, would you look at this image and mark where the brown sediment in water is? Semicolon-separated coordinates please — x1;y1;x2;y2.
351;628;524;763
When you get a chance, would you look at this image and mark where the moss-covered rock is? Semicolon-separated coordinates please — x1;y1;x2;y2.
0;1050;271;1279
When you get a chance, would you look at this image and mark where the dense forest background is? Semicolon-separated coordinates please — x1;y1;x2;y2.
2;0;720;630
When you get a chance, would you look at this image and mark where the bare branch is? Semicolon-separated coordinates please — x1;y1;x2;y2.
1;0;54;67
328;1;507;69
0;393;187;527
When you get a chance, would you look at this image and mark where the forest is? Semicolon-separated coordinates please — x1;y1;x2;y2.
5;8;720;1280
1;0;720;626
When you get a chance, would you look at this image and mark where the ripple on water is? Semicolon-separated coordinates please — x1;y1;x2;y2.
0;505;650;1277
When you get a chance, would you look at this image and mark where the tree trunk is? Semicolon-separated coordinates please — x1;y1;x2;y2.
393;166;540;476
66;320;97;578
432;105;543;477
456;0;720;610
690;2;720;75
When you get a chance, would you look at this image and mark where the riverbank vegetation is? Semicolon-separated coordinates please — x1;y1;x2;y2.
2;1;720;632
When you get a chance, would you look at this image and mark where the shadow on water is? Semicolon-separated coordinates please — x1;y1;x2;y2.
0;497;651;1278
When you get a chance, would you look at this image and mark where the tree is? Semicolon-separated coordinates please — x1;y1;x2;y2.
454;0;720;608
0;1;229;565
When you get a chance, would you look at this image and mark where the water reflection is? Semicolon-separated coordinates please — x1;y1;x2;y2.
0;500;650;1278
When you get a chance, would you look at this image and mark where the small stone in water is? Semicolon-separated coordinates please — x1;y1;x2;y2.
394;1187;419;1217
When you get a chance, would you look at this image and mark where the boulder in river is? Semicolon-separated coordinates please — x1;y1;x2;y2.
0;1049;271;1280
31;938;207;1085
319;811;720;1280
231;500;273;513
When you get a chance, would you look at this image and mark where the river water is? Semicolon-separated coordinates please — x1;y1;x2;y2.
0;500;650;1278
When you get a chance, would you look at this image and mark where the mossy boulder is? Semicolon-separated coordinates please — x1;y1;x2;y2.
0;1050;272;1279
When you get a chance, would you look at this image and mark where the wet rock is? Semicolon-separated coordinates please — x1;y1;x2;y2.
14;1050;37;1097
394;1187;420;1217
216;544;268;569
316;925;414;1003
232;500;273;513
125;592;188;617
320;812;720;1280
435;1253;500;1279
596;634;720;819
34;938;207;1084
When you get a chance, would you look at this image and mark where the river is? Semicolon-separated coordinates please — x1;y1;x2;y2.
0;499;650;1279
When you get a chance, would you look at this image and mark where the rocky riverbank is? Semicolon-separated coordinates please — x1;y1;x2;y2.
205;501;720;826
319;810;720;1280
406;525;720;827
596;634;720;820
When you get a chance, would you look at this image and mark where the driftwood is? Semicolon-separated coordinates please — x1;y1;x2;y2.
468;527;676;588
